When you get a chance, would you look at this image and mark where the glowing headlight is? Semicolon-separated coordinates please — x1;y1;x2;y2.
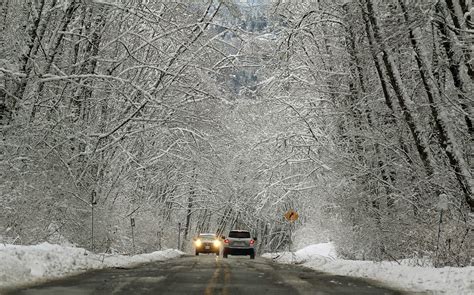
213;240;221;247
195;239;202;247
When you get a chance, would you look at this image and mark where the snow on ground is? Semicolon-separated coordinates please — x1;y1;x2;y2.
263;243;474;294
0;242;183;292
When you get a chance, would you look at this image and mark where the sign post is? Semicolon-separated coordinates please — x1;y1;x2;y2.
435;194;448;266
177;222;181;250
131;217;136;254
157;230;162;250
284;209;299;263
91;191;97;252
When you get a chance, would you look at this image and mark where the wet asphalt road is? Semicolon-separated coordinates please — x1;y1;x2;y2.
5;255;409;295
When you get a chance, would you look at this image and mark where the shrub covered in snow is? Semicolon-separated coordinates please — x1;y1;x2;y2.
0;242;183;290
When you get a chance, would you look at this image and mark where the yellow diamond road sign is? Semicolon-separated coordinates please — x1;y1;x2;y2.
284;210;299;222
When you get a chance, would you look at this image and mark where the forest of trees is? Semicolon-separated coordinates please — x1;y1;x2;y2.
0;0;472;267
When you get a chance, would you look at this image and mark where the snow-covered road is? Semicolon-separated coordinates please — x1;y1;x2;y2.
4;254;402;295
1;242;472;294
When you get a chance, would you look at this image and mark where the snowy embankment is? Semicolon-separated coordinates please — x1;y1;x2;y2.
0;243;183;291
263;243;474;294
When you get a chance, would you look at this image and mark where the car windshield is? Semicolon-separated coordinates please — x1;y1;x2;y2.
228;231;250;238
198;234;216;240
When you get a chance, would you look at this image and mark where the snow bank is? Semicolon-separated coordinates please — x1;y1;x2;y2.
0;243;183;291
263;243;474;294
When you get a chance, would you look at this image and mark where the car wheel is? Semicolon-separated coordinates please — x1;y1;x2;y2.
223;249;228;258
250;250;255;259
195;251;199;256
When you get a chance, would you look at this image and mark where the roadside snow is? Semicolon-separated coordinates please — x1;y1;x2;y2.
263;243;474;294
0;243;183;291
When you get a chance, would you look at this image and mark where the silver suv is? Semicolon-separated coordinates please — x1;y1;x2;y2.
223;230;256;259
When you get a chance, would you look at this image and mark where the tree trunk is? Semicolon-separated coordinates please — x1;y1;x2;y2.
431;22;447;90
12;0;46;116
444;0;474;80
363;0;436;177
72;5;107;120
30;0;78;121
399;0;474;212
434;1;474;137
0;0;9;124
345;6;394;209
182;168;196;249
360;7;395;115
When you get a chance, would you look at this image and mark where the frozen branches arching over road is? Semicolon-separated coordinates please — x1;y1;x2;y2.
0;0;241;250
259;0;473;265
0;0;472;268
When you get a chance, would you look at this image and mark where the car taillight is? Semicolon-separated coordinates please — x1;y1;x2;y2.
224;239;229;244
250;239;255;245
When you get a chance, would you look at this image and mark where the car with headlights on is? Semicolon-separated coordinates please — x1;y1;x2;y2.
193;233;221;255
223;230;256;259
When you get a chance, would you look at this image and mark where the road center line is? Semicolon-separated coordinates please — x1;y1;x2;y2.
222;261;231;295
204;260;221;295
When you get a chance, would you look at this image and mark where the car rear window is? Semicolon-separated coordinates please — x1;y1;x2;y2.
228;231;250;238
